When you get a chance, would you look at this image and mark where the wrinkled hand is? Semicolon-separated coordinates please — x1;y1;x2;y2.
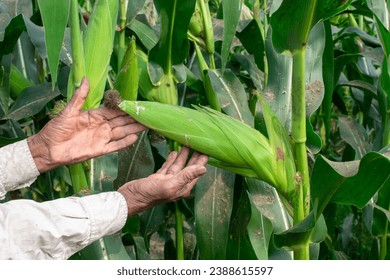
118;147;208;215
28;78;146;173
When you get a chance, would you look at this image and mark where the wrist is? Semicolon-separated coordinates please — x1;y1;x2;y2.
27;134;53;173
118;183;150;216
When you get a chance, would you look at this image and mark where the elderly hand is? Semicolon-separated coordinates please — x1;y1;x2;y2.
118;147;208;215
28;78;146;173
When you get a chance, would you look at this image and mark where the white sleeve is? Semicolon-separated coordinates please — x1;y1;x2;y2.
0;139;40;200
0;191;128;260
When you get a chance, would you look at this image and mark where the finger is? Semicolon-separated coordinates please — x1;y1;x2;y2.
96;106;130;120
187;151;208;167
105;134;139;153
110;123;147;141
109;115;140;129
66;78;90;115
174;165;207;196
156;151;179;174
166;147;191;175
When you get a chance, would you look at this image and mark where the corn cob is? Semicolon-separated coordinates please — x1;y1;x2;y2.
118;100;294;195
137;49;178;105
115;36;138;101
189;0;204;37
68;0;119;109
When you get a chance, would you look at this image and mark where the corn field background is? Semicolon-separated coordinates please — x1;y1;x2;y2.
0;0;390;260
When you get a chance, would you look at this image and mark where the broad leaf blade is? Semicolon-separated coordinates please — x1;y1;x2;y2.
4;84;60;121
247;191;273;260
338;116;372;159
37;0;70;88
236;19;265;71
221;0;242;71
311;151;390;218
149;0;195;73
270;0;351;53
207;69;254;126
114;132;155;188
195;165;235;259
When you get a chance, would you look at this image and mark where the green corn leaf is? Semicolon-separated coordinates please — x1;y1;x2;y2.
221;0;242;71
37;0;70;89
271;0;351;54
195;165;235;259
311;149;390;219
149;0;196;75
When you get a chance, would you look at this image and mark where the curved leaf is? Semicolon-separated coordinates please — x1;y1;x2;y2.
271;0;351;53
312;150;390;218
274;212;327;251
3;83;60;121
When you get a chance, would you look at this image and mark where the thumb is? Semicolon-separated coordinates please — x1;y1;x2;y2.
66;78;90;114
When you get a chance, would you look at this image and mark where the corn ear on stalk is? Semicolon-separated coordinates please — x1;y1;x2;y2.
189;0;204;37
68;0;118;109
194;42;220;111
115;36;138;101
137;49;178;105
69;0;85;88
118;100;292;195
257;95;296;196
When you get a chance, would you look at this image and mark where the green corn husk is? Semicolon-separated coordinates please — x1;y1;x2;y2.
68;0;118;109
118;100;294;196
115;36;138;101
137;49;178;105
189;1;204;37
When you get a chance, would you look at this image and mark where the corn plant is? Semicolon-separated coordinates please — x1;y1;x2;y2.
0;0;389;260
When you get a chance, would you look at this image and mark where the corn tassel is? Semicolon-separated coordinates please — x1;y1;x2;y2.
115;37;138;101
118;100;295;197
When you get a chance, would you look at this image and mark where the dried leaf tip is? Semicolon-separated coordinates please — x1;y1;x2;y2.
103;90;123;110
